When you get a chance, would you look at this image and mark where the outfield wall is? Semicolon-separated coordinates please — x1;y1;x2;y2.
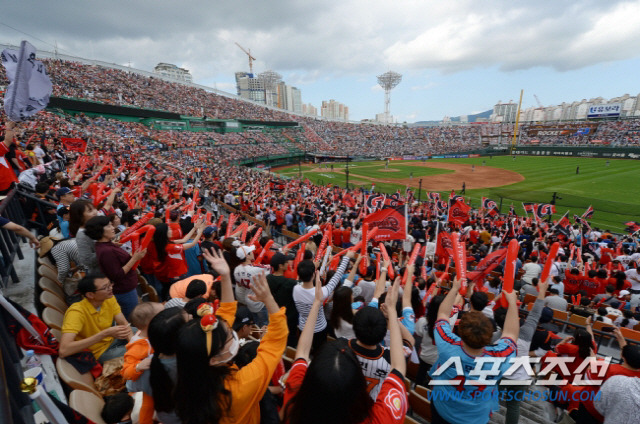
512;145;640;159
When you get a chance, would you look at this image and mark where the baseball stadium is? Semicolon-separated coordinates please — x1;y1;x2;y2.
2;11;640;424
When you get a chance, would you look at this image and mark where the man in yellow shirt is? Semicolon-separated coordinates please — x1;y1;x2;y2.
60;274;132;363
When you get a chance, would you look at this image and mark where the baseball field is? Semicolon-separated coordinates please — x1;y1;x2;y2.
273;156;640;233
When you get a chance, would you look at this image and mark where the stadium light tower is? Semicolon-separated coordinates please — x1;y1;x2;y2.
377;71;402;124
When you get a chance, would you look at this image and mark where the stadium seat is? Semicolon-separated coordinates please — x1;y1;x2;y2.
566;313;588;333
486;292;495;301
50;328;62;343
56;358;102;397
406;360;420;382
37;255;57;272
138;275;159;302
404;416;420;424
40;291;68;314
284;346;296;361
619;327;640;343
408;389;431;422
634;323;640;332
69;390;107;424
522;294;537;305
552;309;568;321
42;307;64;330
592;321;615;347
38;277;65;300
38;265;60;284
414;384;430;399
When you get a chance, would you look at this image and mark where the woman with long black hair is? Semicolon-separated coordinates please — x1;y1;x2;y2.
173;248;288;424
282;275;408;424
328;286;356;339
414;294;445;387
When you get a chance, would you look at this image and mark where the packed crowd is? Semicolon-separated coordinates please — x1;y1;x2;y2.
2;103;640;424
3;57;640;161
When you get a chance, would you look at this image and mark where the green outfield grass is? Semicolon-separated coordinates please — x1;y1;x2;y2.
274;157;640;233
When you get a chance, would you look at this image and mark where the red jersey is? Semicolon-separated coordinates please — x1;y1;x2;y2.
0;143;18;191
563;270;582;296
579;277;601;299
332;228;343;246
154;243;188;281
168;222;183;241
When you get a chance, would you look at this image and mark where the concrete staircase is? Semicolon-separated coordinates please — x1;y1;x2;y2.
488;386;561;424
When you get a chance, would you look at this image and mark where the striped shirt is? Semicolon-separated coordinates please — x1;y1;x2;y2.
293;256;349;332
50;239;81;283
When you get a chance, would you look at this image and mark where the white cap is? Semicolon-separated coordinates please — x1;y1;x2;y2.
236;245;256;260
619;290;631;297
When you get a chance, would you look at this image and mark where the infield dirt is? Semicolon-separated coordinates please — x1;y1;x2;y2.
307;162;524;191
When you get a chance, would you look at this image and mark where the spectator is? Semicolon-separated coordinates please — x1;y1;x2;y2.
429;278;518;424
59;273;133;363
282;273;407;424
266;252;299;347
85;216;147;319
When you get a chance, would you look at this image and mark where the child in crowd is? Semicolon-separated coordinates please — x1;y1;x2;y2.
122;302;164;424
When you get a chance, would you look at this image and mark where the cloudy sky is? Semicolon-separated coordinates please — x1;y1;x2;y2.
3;0;640;122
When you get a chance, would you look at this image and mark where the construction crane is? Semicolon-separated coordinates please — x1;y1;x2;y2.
534;94;543;108
235;42;256;75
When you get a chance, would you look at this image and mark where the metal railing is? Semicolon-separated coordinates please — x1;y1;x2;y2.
0;189;26;288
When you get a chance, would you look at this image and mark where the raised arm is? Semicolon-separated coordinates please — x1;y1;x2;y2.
519;280;549;343
295;271;323;362
437;277;461;321
345;254;362;283
402;264;414;310
372;259;390;300
385;277;406;376
322;251;354;297
202;246;233;303
500;290;520;341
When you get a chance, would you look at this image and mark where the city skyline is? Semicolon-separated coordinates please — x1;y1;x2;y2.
2;1;640;122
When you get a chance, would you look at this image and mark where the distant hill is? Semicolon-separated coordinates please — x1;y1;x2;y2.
413;109;493;125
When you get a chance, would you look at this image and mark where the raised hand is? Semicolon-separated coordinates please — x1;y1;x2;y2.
202;247;230;276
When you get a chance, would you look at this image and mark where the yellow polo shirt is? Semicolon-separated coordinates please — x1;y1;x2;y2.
61;297;122;359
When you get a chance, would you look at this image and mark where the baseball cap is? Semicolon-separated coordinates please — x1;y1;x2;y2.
203;226;218;237
270;252;295;270
236;245;256;260
233;306;254;331
619;290;631;297
539;307;554;324
56;187;72;198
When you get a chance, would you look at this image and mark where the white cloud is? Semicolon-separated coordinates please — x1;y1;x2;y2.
2;0;640;121
2;0;639;79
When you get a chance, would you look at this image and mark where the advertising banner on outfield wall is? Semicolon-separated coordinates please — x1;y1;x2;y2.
588;103;621;118
513;146;640;159
526;123;600;137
